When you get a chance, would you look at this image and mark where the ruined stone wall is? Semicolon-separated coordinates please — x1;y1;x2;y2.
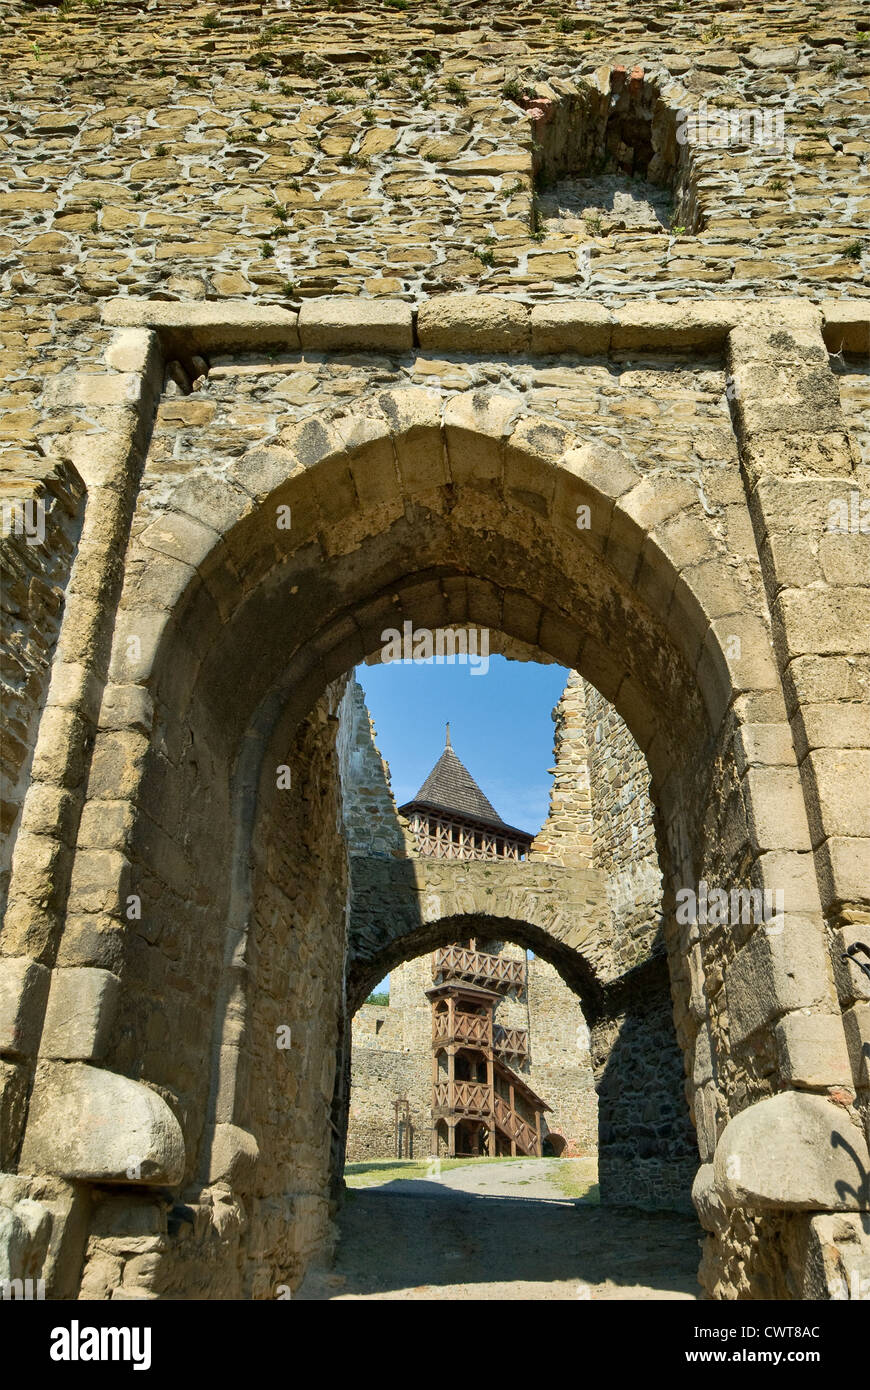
584;682;663;975
525;956;597;1156
529;671;594;868
529;671;694;1201
336;676;413;858
0;459;85;923
530;671;663;976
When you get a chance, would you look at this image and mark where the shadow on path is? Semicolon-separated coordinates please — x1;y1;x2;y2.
297;1180;702;1300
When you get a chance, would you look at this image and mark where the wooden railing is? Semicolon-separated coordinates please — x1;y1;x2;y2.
408;811;526;861
432;945;524;992
433;1080;491;1115
433;1079;539;1155
493;1094;538;1155
433;1012;490;1048
493;1025;528;1060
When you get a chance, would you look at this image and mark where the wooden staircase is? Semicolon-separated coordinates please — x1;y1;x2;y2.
428;940;549;1158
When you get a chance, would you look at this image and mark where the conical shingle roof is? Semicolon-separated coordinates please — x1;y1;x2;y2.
399;724;536;842
411;740;507;827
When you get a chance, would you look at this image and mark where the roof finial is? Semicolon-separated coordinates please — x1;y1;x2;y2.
445;721;451;749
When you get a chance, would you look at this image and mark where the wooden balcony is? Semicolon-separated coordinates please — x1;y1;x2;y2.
493;1024;528;1062
432;944;524;993
433;1080;491;1117
432;1010;491;1049
433;1078;542;1156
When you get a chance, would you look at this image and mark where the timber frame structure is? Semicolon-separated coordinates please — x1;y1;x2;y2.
429;958;549;1158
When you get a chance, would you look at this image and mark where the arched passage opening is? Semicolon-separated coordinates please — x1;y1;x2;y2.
22;395;849;1300
543;1134;568;1158
345;911;694;1215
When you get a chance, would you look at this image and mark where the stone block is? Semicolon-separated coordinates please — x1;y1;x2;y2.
56;428;137;491
20;1062;185;1185
529;302;612;355
775;1011;853;1088
0;957;50;1059
692;1162;728;1234
104;329;157;375
776;589;870;658
298;297;413;352
108;610;168;685
741;765;813;853
714;1091;870;1210
612;301;734;350
725;917;832;1045
802;749;870;843
0;1196;52;1283
821;300;870;355
43;371;143;410
841;1003;870;1089
40;967;120;1061
207;1123;260;1186
417;294;530;352
85;731;149;802
97;684;154;736
816;841;870;921
377;387;445;489
443;390;519;483
101;298;299;353
137;509;221;571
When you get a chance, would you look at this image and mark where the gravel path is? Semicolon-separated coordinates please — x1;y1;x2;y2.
297;1159;702;1301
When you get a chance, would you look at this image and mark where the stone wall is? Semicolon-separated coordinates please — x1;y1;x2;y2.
336;677;413;859
1;0;868;1302
529;671;594;868
346;956;433;1163
0;458;85;924
72;681;350;1300
2;0;866;490
530;672;693;1198
584;682;663;976
525;956;597;1156
593;960;698;1212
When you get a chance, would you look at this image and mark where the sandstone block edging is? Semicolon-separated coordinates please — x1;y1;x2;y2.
90;295;868;362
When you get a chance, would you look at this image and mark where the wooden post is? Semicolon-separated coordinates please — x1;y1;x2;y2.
535;1107;542;1158
486;1001;496;1157
431;1040;438;1155
509;1082;517;1156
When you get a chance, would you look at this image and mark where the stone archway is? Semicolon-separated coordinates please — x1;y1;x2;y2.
343;908;695;1214
543;1134;568;1158
3;313;867;1298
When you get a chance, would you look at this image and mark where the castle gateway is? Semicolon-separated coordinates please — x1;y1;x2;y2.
0;0;868;1307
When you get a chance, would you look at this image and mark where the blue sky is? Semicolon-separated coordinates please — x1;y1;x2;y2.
356;656;569;996
355;655;570;840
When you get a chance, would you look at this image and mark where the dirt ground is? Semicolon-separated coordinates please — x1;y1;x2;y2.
296;1158;702;1300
